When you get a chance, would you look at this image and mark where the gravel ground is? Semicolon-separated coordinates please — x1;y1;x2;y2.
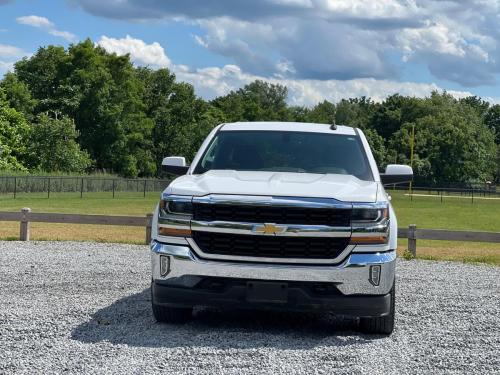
0;241;499;375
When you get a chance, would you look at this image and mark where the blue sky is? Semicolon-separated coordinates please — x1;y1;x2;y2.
1;0;499;106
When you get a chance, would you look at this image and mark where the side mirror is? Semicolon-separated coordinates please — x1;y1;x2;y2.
380;164;413;185
162;156;189;176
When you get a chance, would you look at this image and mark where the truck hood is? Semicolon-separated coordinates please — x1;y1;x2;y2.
165;170;379;203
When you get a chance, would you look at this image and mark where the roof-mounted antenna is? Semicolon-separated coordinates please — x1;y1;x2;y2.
330;118;337;130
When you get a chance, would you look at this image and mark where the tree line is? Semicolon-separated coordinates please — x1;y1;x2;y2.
0;39;499;186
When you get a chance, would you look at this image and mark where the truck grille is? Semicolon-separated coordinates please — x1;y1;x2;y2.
192;231;350;259
193;203;351;226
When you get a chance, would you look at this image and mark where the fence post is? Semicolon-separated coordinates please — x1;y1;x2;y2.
20;207;31;241
13;177;17;199
80;178;84;198
408;224;417;258
47;177;50;199
145;213;153;244
112;179;115;198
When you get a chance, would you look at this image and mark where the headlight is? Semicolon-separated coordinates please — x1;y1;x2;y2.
351;207;388;222
350;203;389;245
160;199;193;216
158;196;192;237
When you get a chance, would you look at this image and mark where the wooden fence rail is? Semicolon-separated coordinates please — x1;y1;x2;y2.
0;208;153;243
1;209;499;254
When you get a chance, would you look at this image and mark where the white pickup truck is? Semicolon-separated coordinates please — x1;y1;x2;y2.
150;121;412;334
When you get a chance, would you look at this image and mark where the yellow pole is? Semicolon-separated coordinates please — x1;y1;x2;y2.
409;124;415;198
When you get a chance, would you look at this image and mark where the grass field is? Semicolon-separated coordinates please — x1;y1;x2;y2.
1;190;499;265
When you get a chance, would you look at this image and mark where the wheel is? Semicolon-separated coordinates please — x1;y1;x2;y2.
359;279;395;335
151;284;192;323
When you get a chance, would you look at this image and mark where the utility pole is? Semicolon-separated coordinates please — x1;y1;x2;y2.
409;124;415;198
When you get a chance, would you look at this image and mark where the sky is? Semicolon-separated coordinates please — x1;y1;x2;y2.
0;0;500;106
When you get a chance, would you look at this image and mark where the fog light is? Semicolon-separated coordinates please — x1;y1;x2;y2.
160;255;171;277
369;265;381;286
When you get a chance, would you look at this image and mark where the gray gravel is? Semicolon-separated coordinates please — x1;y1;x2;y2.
0;241;499;375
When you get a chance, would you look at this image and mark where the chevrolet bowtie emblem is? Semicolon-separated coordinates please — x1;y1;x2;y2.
253;223;287;235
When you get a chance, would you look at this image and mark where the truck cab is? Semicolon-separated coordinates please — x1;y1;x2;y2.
150;122;412;334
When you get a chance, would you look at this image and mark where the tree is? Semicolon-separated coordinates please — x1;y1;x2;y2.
287;106;310;122
484;105;500;143
0;90;29;171
459;95;490;117
212;80;289;122
0;73;37;119
389;93;497;185
307;100;335;124
14;45;69;114
12;40;157;176
335;97;377;128
363;128;387;167
26;114;91;173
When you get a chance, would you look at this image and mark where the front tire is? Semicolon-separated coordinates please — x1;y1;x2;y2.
151;284;192;323
359;280;395;335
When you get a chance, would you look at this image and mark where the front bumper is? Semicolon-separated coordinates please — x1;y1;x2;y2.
150;241;396;296
152;279;391;317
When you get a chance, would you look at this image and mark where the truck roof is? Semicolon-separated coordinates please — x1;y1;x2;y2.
220;122;357;135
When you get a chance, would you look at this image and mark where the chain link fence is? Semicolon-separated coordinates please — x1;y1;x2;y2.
392;184;500;203
1;175;498;203
0;176;171;198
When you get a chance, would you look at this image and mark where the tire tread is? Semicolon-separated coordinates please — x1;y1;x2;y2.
359;280;395;335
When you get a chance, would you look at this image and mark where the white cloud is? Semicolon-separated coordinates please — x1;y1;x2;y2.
0;44;26;58
16;15;77;42
0;60;15;75
0;44;29;76
74;0;500;87
49;29;77;41
270;0;313;6
399;23;465;60
318;0;416;19
176;63;474;106
16;15;53;28
97;35;171;68
97;35;474;106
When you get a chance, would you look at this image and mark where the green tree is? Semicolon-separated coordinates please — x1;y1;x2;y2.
307;100;335;124
484;104;500;143
0;90;29;171
138;67;226;164
26;114;91;173
363;128;387;167
13;40;156;176
212;80;289;122
389;93;497;185
335;97;377;128
14;45;70;114
0;72;37;119
287;106;310;122
459;95;490;117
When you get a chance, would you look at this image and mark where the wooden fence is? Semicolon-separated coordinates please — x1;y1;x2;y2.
1;209;499;255
0;208;153;244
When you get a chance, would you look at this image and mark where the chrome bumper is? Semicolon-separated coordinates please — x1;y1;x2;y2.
150;241;396;295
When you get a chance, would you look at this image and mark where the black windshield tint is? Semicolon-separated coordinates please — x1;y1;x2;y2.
194;131;373;181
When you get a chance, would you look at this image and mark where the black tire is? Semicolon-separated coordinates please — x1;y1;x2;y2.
151;285;192;323
359;280;395;335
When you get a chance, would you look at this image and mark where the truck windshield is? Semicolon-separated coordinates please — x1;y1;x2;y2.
193;130;373;181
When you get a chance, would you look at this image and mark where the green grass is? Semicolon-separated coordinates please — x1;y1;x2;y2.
0;190;499;265
2;189;499;231
389;190;500;232
0;191;159;216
